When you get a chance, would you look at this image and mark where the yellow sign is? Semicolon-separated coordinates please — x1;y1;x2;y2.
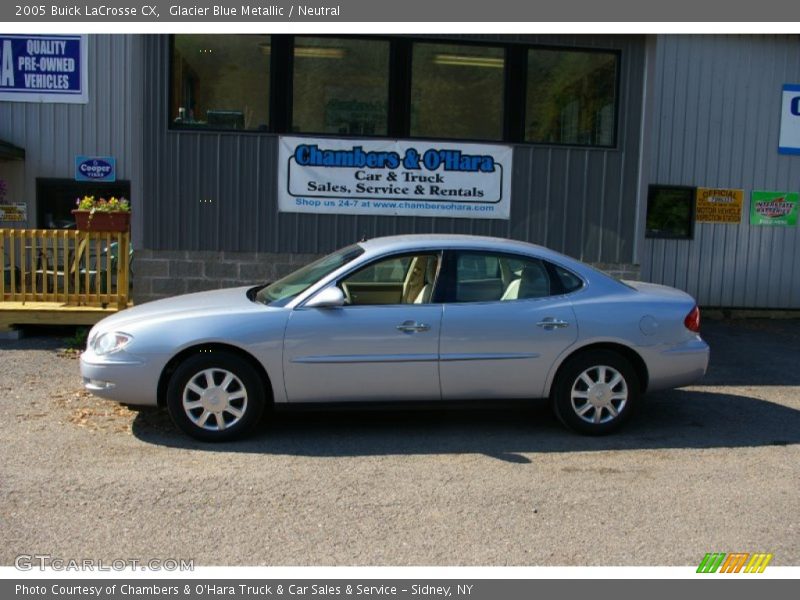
0;203;26;222
695;187;743;223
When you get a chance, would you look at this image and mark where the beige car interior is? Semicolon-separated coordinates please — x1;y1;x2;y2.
342;254;439;305
403;256;439;304
500;263;551;300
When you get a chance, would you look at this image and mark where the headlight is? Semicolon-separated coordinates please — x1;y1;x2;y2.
92;332;132;356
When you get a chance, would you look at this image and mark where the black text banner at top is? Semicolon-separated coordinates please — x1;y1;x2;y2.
4;0;800;22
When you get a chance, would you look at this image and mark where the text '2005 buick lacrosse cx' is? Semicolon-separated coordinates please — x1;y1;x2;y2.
80;234;709;441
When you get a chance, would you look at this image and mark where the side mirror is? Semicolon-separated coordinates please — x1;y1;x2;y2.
304;286;346;309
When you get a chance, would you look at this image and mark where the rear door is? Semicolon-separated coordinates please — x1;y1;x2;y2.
438;250;579;400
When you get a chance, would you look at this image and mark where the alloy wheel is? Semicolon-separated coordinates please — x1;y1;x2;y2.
181;368;249;431
569;365;628;425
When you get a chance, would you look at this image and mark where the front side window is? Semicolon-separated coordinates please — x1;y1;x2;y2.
293;37;390;136
525;48;617;146
340;253;440;305
410;43;505;140
172;34;271;131
256;244;364;306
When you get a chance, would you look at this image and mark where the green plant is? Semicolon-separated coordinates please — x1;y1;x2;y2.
75;195;131;213
64;326;89;350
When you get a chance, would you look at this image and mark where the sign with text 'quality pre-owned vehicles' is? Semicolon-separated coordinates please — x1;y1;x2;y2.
278;136;512;219
0;35;88;103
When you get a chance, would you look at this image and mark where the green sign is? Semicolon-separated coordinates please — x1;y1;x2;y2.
750;191;799;226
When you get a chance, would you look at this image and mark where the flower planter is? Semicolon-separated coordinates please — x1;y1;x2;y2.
72;210;131;232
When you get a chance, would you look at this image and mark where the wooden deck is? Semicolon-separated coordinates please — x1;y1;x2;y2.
1;229;133;335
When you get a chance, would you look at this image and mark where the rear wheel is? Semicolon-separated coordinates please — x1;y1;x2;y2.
551;349;640;435
166;351;265;442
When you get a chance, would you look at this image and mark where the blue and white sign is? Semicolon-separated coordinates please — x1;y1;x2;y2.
278;136;512;219
0;35;88;104
75;156;116;182
778;84;800;155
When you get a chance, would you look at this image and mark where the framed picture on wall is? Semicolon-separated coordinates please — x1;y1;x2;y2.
645;185;695;239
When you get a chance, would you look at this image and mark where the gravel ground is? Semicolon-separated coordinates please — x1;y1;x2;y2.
0;319;798;566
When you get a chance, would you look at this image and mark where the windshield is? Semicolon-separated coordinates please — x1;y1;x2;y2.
255;244;365;306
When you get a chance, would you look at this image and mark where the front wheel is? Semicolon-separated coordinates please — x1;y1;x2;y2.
551;350;640;435
166;351;265;442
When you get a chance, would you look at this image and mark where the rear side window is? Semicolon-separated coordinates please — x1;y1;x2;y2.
457;254;500;281
452;252;552;302
444;251;585;302
552;264;584;293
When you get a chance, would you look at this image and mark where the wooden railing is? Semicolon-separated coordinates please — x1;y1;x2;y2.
0;229;131;309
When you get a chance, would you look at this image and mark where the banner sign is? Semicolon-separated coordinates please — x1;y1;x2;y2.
0;203;26;221
695;187;743;223
778;84;800;154
750;191;798;226
75;155;116;182
278;136;512;219
0;35;88;103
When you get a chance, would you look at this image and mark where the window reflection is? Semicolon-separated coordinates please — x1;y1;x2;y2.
526;48;617;146
293;37;389;136
411;43;505;141
172;34;270;131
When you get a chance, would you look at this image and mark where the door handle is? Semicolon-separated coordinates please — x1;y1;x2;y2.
396;320;431;333
536;318;569;330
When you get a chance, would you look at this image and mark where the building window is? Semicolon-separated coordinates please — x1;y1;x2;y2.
167;35;622;148
292;37;390;136
645;185;695;239
171;34;271;131
410;43;505;141
525;48;618;146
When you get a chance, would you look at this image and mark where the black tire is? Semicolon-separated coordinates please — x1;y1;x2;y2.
551;349;640;435
166;351;266;442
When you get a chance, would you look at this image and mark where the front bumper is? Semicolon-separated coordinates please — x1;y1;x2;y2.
79;350;161;406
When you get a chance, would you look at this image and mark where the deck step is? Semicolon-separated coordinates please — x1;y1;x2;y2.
0;301;131;333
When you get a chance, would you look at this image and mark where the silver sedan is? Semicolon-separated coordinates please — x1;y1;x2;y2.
80;235;709;441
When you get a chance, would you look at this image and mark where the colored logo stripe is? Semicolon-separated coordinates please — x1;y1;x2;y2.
697;552;773;573
720;553;749;573
697;553;726;573
744;553;773;573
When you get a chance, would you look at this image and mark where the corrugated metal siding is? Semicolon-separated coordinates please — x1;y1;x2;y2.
0;36;142;229
643;35;800;308
142;34;645;263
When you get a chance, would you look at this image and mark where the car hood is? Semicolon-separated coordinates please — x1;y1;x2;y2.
93;286;264;332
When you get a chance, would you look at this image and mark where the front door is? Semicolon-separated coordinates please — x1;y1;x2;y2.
282;252;443;403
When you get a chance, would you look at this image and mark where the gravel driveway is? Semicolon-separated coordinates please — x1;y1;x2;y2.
1;319;798;566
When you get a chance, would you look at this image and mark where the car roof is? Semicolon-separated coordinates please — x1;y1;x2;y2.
358;234;567;262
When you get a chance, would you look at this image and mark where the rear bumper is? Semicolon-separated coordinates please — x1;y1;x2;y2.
645;337;710;392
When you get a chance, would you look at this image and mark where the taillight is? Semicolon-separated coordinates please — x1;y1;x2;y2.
684;305;701;333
